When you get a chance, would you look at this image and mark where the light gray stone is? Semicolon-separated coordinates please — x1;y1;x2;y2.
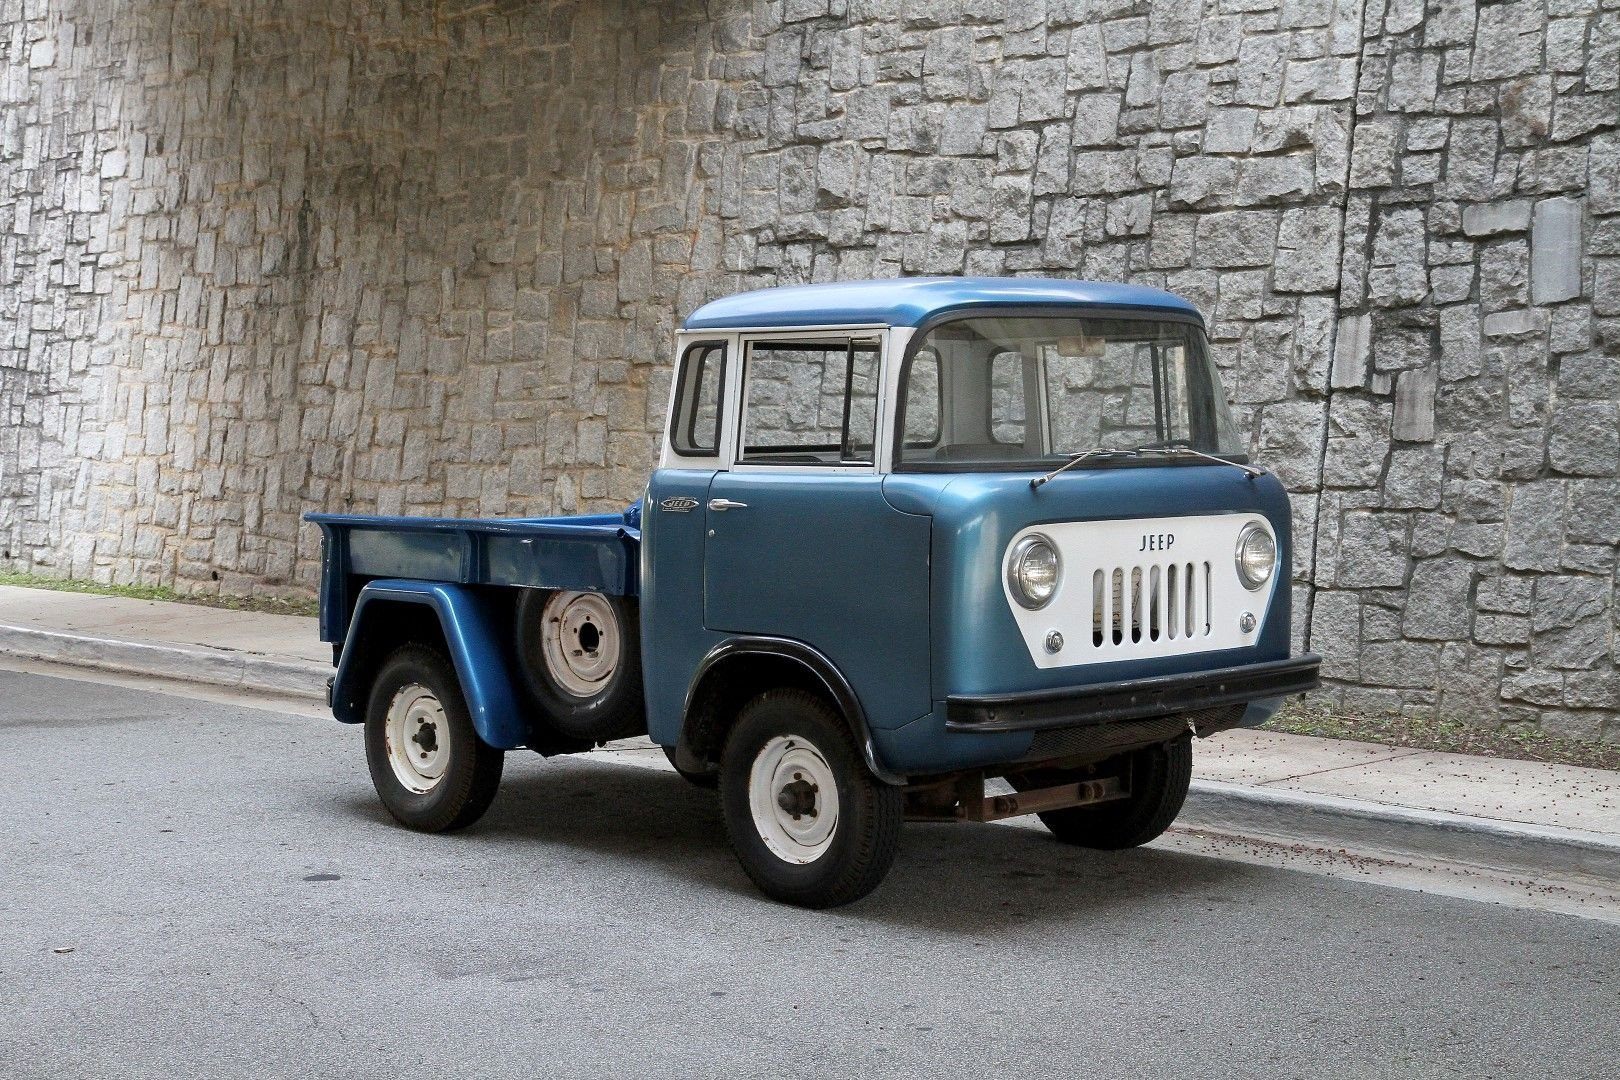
1336;511;1410;588
1384;447;1444;510
1472;1;1545;81
1195;211;1278;268
1404;559;1474;640
1531;197;1583;304
1504;484;1567;572
1532;574;1612;670
1461;200;1532;237
1330;314;1370;389
1548;402;1620;477
1392;368;1436;442
1482;309;1548;338
1274;207;1343;294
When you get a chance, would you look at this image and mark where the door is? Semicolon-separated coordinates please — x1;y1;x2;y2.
701;331;931;730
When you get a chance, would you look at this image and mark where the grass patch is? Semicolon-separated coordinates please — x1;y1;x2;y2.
1266;699;1619;772
0;571;319;618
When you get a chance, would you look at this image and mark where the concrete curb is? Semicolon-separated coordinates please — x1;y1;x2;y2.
5;624;1616;881
0;623;329;700
1183;779;1620;881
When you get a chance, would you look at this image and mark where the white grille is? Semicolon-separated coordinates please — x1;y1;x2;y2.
1091;561;1213;648
1001;513;1278;669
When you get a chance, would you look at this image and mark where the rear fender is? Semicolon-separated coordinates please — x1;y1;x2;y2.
331;580;528;750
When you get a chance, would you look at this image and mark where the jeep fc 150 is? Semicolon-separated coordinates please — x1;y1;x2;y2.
308;277;1321;908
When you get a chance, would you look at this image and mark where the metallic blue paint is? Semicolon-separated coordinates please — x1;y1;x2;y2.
330;580;530;750
641;468;726;747
869;463;1296;774
702;470;933;733
683;277;1203;331
309;510;640;647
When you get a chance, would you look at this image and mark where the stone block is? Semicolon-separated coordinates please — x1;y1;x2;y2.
1360;642;1440;689
1404;558;1475;639
1532;574;1612;670
1392;368;1436;442
1471;1;1545;81
1194;211;1278;268
1548;401;1620;477
1273;207;1342;293
1384;446;1444;510
1330;314;1370;388
1309;589;1362;680
1336;510;1410;588
1530;197;1582;304
1503;483;1566;571
1460;201;1531;237
1567;480;1620;544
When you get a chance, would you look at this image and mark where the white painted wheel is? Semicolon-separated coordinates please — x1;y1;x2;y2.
384;682;451;795
747;734;841;865
540;590;623;699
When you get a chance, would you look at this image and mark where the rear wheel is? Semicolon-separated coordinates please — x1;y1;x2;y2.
1017;736;1192;849
720;690;902;908
365;645;504;832
515;588;645;742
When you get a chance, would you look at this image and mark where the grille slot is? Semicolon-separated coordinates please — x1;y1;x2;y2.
1093;560;1213;648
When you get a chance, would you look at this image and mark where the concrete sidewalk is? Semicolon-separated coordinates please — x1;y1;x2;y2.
2;583;1616;883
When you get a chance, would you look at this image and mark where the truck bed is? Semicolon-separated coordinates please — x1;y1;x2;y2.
306;506;642;646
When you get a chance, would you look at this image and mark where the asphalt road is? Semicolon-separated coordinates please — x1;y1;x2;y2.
4;668;1617;1079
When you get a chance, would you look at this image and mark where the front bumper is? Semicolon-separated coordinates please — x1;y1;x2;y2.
944;654;1322;733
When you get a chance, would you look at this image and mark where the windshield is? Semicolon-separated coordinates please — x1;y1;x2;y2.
894;314;1244;470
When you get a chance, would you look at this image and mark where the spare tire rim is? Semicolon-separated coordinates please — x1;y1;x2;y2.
385;683;450;794
541;591;621;698
748;735;840;864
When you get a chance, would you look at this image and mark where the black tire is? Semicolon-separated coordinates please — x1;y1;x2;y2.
663;745;719;789
515;588;645;743
719;690;902;908
1020;736;1192;850
364;644;505;832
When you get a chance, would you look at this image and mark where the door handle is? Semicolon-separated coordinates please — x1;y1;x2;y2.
708;498;748;511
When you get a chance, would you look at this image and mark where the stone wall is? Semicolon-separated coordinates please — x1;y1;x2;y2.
1;0;1616;738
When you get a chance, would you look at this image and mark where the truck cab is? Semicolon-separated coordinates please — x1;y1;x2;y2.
309;277;1319;908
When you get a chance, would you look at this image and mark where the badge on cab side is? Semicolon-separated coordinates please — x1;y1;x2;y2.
660;496;699;513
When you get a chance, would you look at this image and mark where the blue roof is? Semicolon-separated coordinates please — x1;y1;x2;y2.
683;277;1202;330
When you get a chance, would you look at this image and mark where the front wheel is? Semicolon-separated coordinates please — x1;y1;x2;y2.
720;691;902;909
1016;736;1193;849
364;644;505;832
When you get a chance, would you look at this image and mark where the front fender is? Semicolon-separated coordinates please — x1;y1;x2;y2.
331;580;528;750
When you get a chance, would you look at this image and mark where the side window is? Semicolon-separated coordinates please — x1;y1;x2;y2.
740;338;881;465
901;347;941;448
671;342;726;457
989;350;1025;445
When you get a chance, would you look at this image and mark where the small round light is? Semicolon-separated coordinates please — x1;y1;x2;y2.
1008;534;1061;609
1239;611;1257;634
1235;523;1276;591
1045;630;1064;653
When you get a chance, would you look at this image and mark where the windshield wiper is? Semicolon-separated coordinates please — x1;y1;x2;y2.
1138;443;1267;478
1029;447;1133;490
1029;444;1265;491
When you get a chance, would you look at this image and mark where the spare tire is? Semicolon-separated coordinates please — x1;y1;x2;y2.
515;588;645;742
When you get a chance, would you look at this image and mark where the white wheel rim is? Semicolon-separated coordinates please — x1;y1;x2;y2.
385;682;450;795
748;735;841;865
540;591;622;698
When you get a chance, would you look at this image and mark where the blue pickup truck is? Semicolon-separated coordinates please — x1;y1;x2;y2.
308;277;1320;907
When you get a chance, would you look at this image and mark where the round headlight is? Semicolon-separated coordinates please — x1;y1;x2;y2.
1235;523;1276;591
1008;535;1061;609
